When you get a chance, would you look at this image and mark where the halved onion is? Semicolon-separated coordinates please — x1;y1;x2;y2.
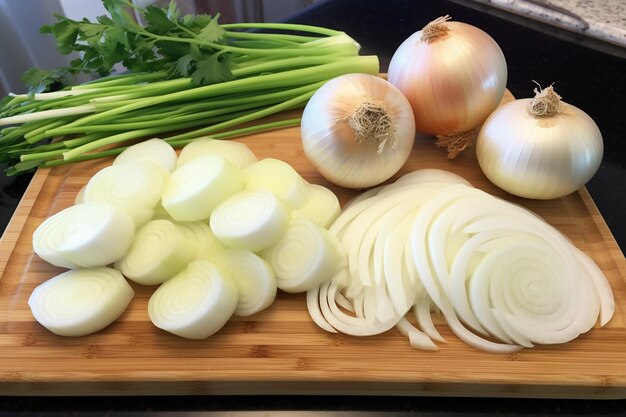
116;219;196;285
210;189;289;252
28;267;134;336
263;218;339;293
162;154;245;222
33;202;135;269
177;137;257;169
113;138;178;173
148;260;238;339
214;249;277;317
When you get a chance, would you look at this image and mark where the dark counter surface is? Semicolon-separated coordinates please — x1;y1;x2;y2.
1;0;625;415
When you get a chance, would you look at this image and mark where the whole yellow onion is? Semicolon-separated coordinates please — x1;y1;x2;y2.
476;84;603;199
388;16;507;158
300;73;416;189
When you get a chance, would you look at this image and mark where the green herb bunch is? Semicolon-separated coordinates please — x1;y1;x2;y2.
0;0;379;175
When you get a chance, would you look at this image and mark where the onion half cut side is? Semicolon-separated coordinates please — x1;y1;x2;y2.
148;260;238;339
28;267;134;337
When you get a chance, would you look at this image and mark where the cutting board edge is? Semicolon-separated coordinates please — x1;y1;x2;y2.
0;379;624;399
1;126;626;399
0;168;51;277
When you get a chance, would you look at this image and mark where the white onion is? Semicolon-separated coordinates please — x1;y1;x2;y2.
214;249;277;317
28;267;134;337
263;218;340;293
32;202;135;269
113;138;178;173
306;169;614;353
116;219;196;285
476;85;603;199
300;73;416;189
83;162;168;227
148;260;238;339
388;15;507;158
210;189;290;252
177;137;257;169
162;154;246;221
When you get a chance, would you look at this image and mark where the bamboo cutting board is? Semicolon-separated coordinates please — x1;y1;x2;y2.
1;120;625;398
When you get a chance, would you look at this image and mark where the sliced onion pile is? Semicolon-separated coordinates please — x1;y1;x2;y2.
30;139;342;339
307;169;615;353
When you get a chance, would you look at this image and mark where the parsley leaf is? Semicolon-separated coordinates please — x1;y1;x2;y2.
191;54;232;86
144;5;177;35
21;68;66;94
175;54;196;78
40;17;79;54
31;0;234;86
197;15;224;43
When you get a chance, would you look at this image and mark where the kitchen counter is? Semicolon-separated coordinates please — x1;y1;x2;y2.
467;0;626;48
1;0;625;415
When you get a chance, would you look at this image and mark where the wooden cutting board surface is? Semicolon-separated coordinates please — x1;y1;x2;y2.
1;114;625;398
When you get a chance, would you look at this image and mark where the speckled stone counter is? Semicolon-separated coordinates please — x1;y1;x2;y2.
469;0;626;46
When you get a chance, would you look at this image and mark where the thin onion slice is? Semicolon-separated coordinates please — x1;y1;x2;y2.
162;154;245;222
395;317;438;350
116;219;196;285
177;137;257;169
214;249;277;317
175;221;225;262
210;190;289;252
413;294;446;343
113;138;178;173
263;218;339;293
28;267;134;337
83;162;168;227
291;184;341;229
244;158;312;209
148;260;238;339
306;286;337;333
33;202;135;269
574;248;615;326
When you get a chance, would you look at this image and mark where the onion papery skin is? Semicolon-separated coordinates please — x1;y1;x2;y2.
300;73;416;189
388;21;507;135
476;99;604;199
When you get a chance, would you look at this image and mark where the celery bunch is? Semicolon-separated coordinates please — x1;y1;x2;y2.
0;0;379;175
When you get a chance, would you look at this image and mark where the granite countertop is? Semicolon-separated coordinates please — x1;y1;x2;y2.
469;0;626;47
